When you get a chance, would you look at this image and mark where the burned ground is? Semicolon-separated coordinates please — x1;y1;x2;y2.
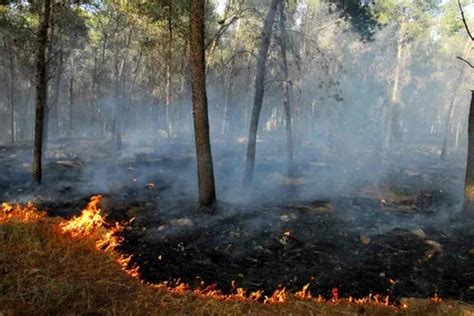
1;138;473;304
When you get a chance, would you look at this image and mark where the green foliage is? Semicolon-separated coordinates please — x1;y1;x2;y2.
439;0;470;35
328;0;381;40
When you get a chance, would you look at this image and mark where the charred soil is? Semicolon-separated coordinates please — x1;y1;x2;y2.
1;140;473;304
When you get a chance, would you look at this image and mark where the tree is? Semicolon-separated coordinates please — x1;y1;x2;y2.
371;0;438;149
190;0;216;206
440;38;472;160
276;0;294;176
458;0;474;217
32;0;52;185
243;0;281;186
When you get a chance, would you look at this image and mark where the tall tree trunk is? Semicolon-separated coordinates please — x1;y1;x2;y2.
94;32;108;136
243;0;280;185
440;70;464;160
32;0;51;185
441;40;472;160
384;17;406;150
50;47;64;141
455;121;461;151
463;91;474;217
190;0;216;206
277;0;294;176
220;69;233;139
166;5;173;138
90;45;99;134
8;46;16;145
68;76;74;138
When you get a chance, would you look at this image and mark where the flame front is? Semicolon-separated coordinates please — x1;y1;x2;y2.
60;195;105;238
1;202;46;223
1;197;420;308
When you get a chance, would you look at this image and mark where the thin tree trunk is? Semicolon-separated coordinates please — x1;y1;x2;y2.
8;46;16;145
243;0;281;185
220;70;233;139
277;0;294;176
463;91;474;217
190;0;216;206
68;76;74;138
89;44;99;134
111;27;124;150
455;121;461;151
166;6;173;138
32;0;51;185
50;47;63;141
441;72;463;160
441;40;472;159
124;33;145;127
384;18;405;150
98;33;108;136
43;10;57;152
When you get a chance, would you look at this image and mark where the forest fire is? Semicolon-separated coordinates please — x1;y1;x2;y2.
1;1;473;313
58;196;140;277
1;201;46;223
60;195;105;238
0;196;457;312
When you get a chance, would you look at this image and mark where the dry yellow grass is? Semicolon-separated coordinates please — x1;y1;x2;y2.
0;209;473;315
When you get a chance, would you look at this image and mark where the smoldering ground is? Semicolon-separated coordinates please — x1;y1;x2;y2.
0;7;473;303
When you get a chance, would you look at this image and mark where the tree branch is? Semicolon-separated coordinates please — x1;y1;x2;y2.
458;0;474;41
457;56;474;68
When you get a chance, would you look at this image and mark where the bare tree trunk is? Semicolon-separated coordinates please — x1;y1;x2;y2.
384;17;406;150
32;0;51;185
243;0;280;185
166;5;173;138
96;32;108;136
49;47;63;141
220;69;233;139
441;71;463;160
455;121;461;151
463;91;474;217
441;40;472;159
190;0;216;206
277;0;294;176
68;75;74;138
89;45;99;134
8;46;16;145
111;28;124;151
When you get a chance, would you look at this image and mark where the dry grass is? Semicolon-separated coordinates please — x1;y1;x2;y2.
0;214;473;315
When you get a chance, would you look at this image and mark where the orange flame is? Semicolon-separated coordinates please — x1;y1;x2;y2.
264;287;288;304
60;195;105;238
1;202;46;223
2;196;415;308
295;283;311;299
430;293;442;303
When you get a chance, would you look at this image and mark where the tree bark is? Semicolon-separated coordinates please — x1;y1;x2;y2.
243;0;280;185
277;0;294;176
441;39;472;159
220;69;233;139
190;0;216;206
32;0;51;185
68;75;74;138
463;91;474;217
7;45;16;145
384;17;406;150
166;7;173;138
440;70;463;160
49;46;63;142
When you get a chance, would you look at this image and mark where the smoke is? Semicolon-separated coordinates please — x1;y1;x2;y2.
0;3;471;239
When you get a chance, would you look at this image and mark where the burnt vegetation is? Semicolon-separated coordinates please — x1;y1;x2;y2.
0;0;474;314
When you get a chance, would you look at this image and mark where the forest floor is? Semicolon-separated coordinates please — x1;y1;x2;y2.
1;137;474;315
